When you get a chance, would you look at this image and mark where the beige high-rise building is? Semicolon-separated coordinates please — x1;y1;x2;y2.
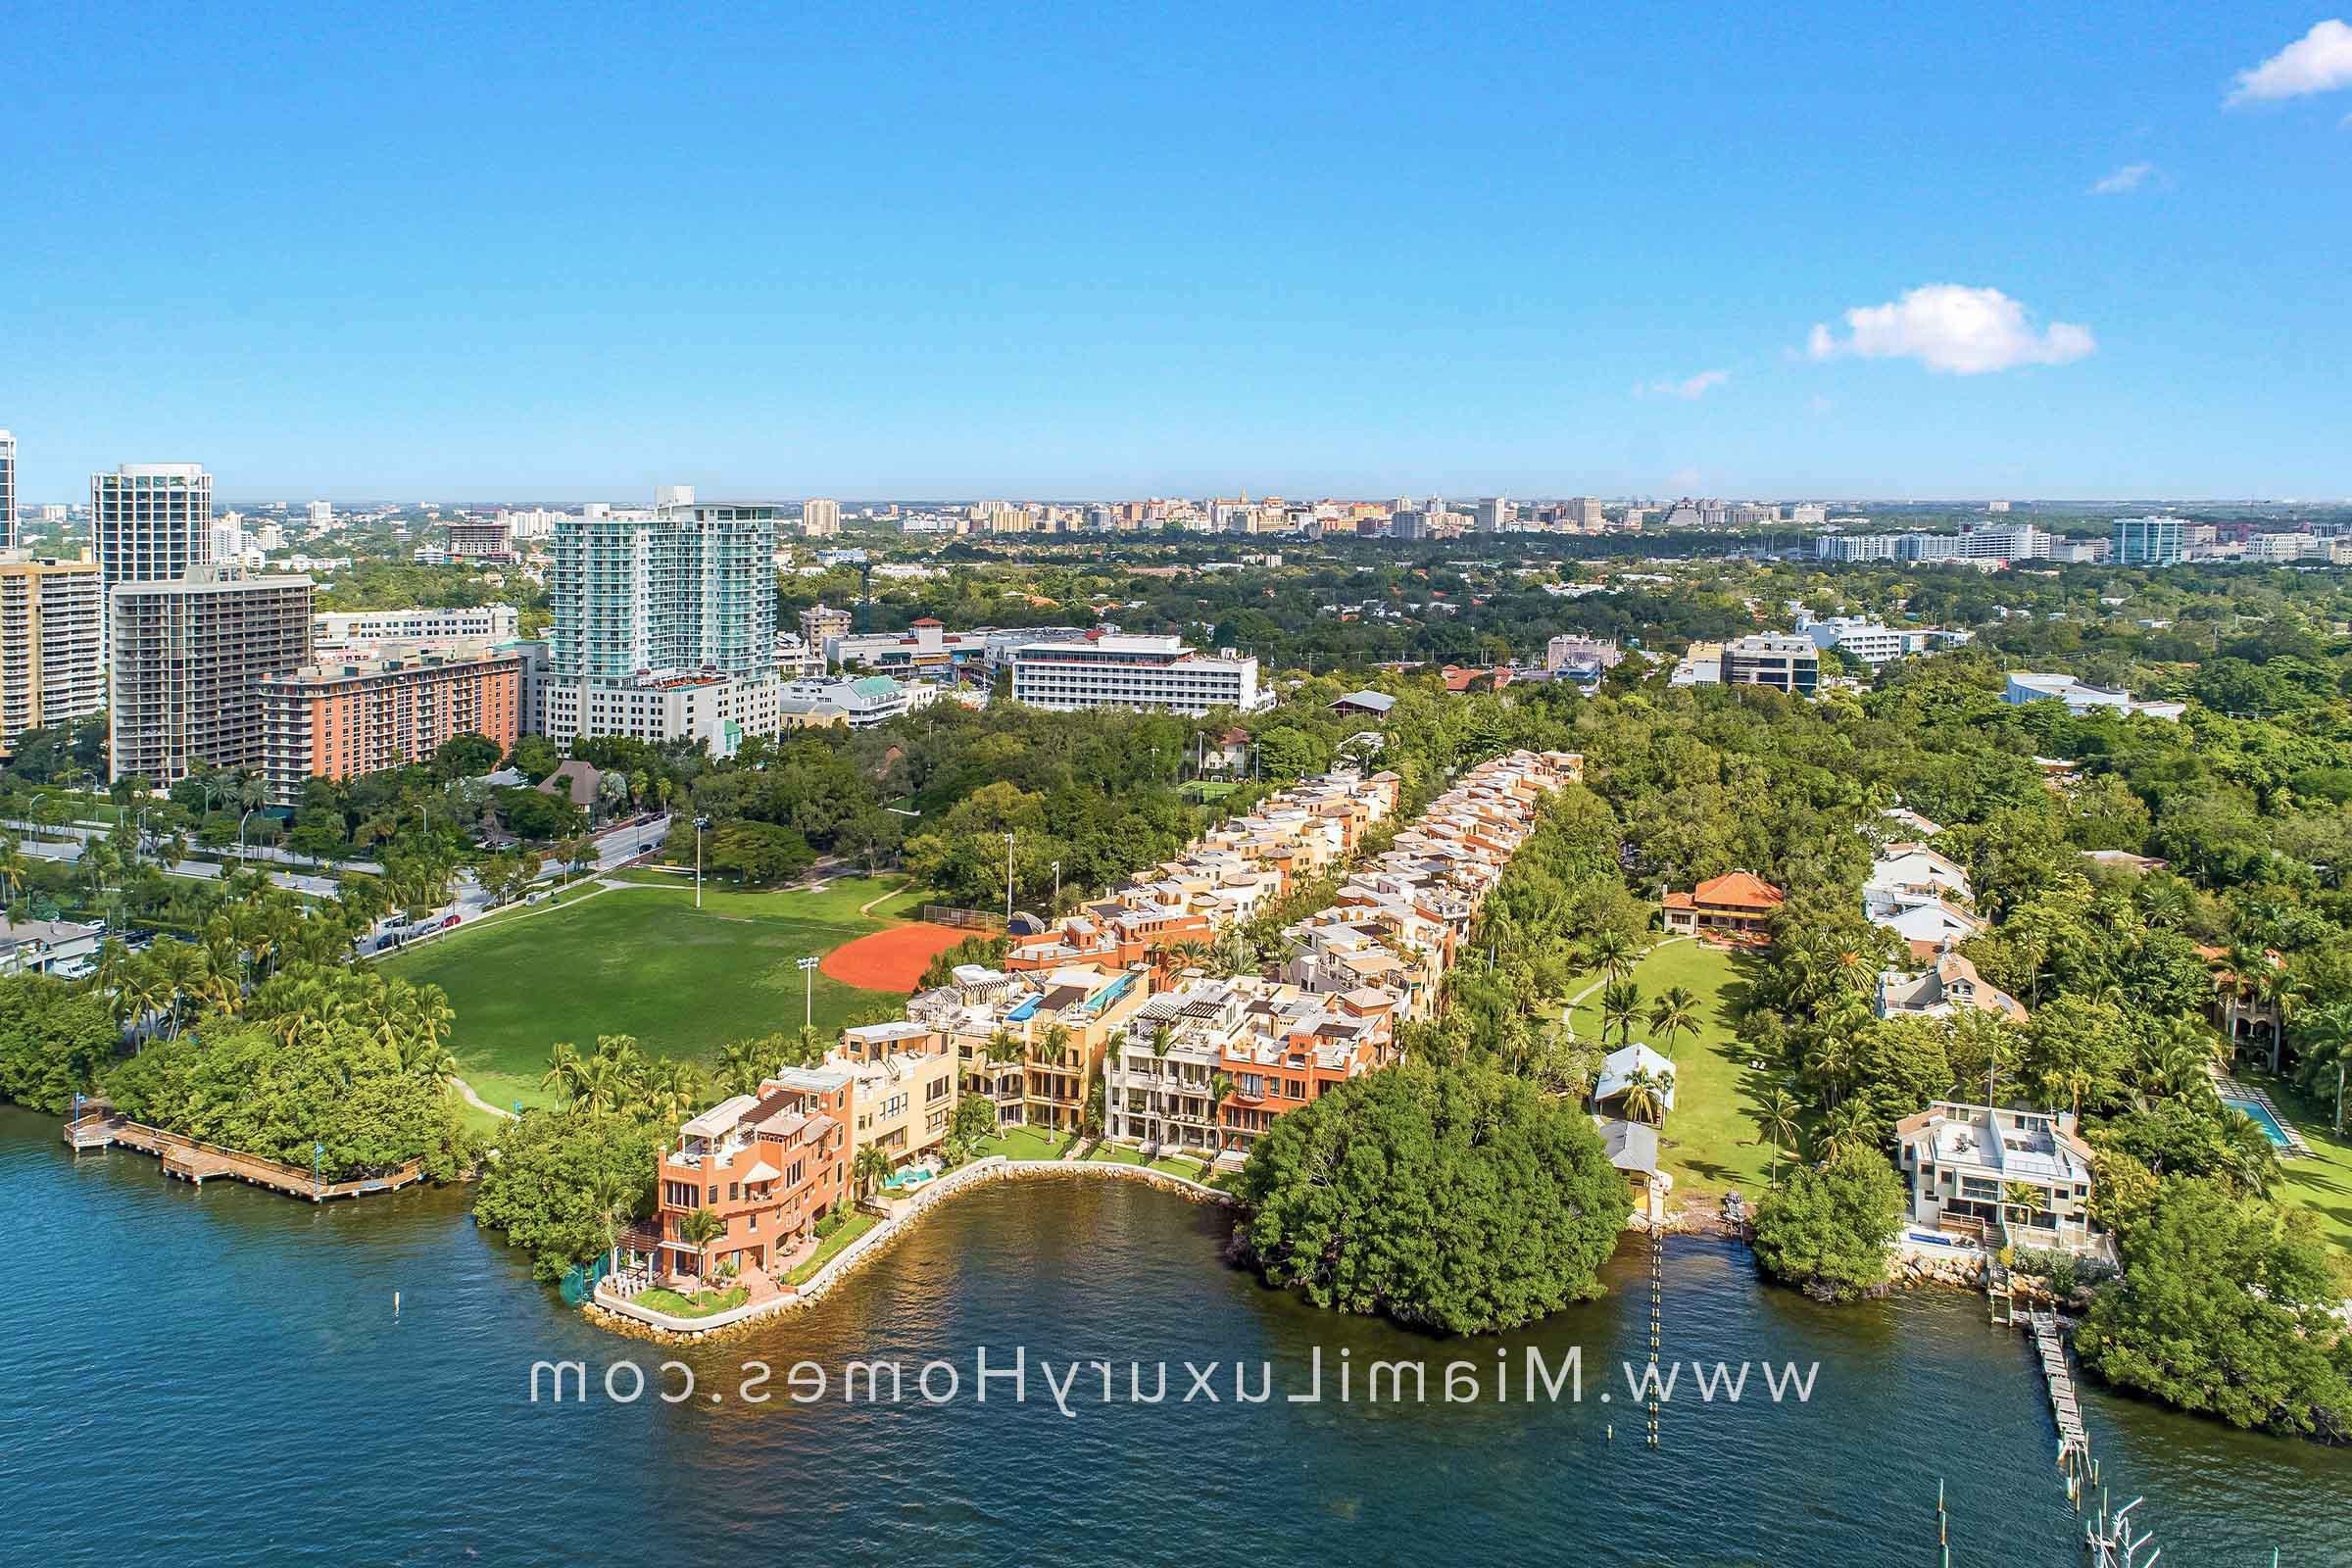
801;498;842;536
109;565;314;784
0;556;105;757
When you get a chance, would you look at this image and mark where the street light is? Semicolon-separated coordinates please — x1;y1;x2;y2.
798;955;819;1029
694;815;710;909
1051;858;1060;911
236;808;258;864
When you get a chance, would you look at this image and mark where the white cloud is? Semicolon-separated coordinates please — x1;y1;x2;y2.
1642;368;1731;400
2228;19;2352;104
2088;161;2156;195
1804;284;2095;375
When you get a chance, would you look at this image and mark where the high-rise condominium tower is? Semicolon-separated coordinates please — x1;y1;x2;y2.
109;565;313;784
93;463;214;600
0;430;17;549
541;489;780;754
0;556;105;756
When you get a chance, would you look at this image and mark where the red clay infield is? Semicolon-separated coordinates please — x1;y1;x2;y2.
820;923;973;991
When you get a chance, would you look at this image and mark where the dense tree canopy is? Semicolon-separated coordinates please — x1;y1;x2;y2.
1236;1062;1629;1335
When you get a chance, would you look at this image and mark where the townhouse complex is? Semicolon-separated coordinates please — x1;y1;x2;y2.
642;750;1582;1289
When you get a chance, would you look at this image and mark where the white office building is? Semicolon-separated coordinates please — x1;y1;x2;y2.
2004;672;2184;721
1010;634;1266;714
1800;615;1936;668
316;604;522;647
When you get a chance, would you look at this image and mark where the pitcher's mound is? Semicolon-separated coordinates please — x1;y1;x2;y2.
821;924;973;991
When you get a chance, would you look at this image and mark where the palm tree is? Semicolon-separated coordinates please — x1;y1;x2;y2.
1170;938;1211;973
853;1146;892;1200
1207;1070;1236;1157
1599;979;1643;1048
2001;1180;2048;1238
1149;1022;1175;1059
676;1206;724;1289
717;1036;774;1097
1816;1098;1875;1162
0;836;27;908
1618;1065;1667;1126
1040;1021;1074;1069
2218;1110;2281;1199
1585;928;1638;983
150;942;210;1041
1646;985;1700;1057
645;1057;703;1122
541;1041;587;1104
2293;1002;2352;1135
1755;1086;1803;1154
587;1167;640;1276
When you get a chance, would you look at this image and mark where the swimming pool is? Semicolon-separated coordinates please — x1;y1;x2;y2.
2221;1096;2292;1148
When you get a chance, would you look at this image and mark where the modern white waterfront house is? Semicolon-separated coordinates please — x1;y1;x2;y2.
1895;1102;2100;1252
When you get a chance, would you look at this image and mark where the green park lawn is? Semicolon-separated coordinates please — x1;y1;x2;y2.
2250;1075;2352;1252
385;881;907;1112
1569;938;1781;1200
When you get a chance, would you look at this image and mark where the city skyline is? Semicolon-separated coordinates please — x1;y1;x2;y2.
4;7;2349;501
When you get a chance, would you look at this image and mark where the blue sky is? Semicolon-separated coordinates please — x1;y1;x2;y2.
3;2;2348;501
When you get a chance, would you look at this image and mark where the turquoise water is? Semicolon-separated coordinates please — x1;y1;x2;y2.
2223;1095;2293;1148
3;1106;2345;1565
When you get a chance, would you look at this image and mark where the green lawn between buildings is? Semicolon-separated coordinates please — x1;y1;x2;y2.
2247;1073;2352;1253
383;878;909;1113
785;1209;881;1284
971;1126;1071;1162
1568;938;1781;1200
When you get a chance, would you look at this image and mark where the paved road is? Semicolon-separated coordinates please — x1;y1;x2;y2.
0;815;383;875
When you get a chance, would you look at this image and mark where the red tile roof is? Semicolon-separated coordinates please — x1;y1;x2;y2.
1690;871;1786;909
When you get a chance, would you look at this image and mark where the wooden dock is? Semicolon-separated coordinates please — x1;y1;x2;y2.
2027;1311;2091;1465
64;1114;423;1201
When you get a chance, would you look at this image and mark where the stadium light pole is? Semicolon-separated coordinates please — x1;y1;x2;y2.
798;955;819;1029
1004;832;1015;924
695;815;710;909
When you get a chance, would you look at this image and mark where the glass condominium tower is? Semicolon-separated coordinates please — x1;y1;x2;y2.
547;491;776;683
93;463;214;598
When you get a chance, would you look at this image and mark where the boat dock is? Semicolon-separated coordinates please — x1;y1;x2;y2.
2027;1310;2091;1467
64;1113;423;1201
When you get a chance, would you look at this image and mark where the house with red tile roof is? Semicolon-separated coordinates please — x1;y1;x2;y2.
1661;871;1784;945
